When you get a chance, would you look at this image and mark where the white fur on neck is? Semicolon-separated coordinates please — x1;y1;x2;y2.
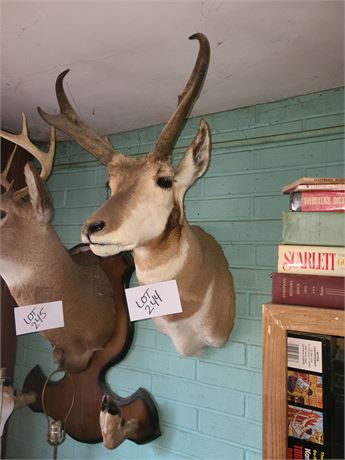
0;259;33;288
135;237;189;285
153;277;216;356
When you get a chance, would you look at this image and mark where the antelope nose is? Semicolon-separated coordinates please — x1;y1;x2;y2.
87;220;105;235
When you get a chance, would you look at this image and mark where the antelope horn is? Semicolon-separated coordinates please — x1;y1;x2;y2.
152;33;210;162
38;70;118;166
0;113;56;200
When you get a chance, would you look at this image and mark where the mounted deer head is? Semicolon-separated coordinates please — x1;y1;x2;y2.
38;33;236;356
0;116;117;372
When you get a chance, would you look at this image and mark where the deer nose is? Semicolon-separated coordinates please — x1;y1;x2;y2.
87;220;106;236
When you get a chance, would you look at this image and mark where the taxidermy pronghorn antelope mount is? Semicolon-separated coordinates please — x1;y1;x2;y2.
38;33;236;356
0;116;117;372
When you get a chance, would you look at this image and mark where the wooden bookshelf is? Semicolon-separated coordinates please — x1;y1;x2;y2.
262;303;345;460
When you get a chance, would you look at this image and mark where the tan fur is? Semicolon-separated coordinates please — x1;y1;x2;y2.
3;386;37;411
0;386;36;437
37;34;234;357
100;411;139;449
0;164;116;372
82;121;236;356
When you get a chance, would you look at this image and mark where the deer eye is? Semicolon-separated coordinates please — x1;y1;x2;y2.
156;177;173;189
0;210;7;220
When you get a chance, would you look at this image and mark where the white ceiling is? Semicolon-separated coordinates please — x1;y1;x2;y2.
1;1;344;142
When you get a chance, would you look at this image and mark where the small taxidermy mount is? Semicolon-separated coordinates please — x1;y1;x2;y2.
39;33;236;357
23;251;161;445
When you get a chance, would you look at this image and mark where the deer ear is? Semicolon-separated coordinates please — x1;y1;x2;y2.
24;162;54;223
174;119;210;191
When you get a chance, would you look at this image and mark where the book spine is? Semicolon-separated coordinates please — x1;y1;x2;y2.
332;345;345;459
287;439;326;459
282;212;345;246
271;273;345;309
282;178;345;194
278;245;345;277
292;184;345;192
290;191;345;212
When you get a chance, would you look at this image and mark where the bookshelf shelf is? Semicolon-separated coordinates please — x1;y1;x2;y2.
262;303;345;460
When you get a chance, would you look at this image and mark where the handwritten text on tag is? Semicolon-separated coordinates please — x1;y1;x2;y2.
125;280;182;321
14;300;64;335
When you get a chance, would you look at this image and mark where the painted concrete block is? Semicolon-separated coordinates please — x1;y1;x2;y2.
197;361;261;395
198;409;261;448
152;374;245;416
121;349;196;379
157;425;245;459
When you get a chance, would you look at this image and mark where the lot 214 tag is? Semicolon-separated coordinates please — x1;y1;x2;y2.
14;300;64;335
125;280;182;321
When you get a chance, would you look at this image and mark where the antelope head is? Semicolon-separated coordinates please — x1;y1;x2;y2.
37;33;235;357
38;34;211;257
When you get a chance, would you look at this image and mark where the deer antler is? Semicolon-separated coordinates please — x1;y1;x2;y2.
0;174;14;193
0;113;56;199
2;145;17;178
0;145;16;192
152;33;210;162
38;70;118;166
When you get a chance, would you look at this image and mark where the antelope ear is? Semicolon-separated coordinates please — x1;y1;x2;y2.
24;162;54;223
174;119;210;192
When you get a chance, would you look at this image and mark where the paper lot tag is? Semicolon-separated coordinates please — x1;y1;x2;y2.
14;300;64;335
125;280;182;321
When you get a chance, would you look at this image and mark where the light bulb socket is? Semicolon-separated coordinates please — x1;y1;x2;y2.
47;420;65;446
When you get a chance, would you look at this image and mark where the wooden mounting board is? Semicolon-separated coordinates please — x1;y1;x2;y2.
23;248;160;445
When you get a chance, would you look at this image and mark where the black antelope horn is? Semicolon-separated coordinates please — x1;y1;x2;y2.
38;69;118;166
152;33;210;162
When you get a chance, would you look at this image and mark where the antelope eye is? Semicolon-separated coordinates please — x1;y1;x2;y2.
105;181;111;198
156;177;173;189
0;210;7;220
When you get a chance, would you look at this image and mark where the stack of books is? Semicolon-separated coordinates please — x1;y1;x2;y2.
270;177;345;459
271;177;345;309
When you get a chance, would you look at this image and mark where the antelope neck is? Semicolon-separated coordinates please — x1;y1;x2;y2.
133;223;194;284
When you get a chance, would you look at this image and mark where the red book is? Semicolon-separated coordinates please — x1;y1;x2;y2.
271;272;345;309
290;191;345;212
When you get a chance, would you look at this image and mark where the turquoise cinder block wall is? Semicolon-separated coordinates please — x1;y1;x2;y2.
6;88;344;459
